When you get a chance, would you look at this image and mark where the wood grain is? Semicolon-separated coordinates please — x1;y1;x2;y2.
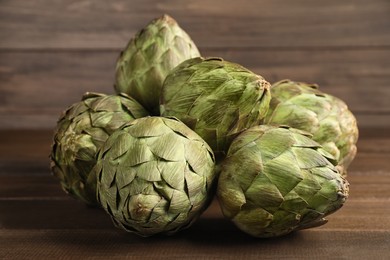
0;200;114;230
0;230;390;260
1;0;390;130
1;0;390;49
0;230;389;259
0;130;51;175
0;130;389;259
1;49;389;129
1;195;389;230
0;175;64;198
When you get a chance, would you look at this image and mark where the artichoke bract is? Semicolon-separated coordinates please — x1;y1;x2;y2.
50;92;149;205
95;116;216;236
115;14;200;115
160;57;271;159
217;125;349;238
264;79;358;175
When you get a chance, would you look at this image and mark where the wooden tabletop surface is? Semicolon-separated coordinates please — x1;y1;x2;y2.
0;129;389;259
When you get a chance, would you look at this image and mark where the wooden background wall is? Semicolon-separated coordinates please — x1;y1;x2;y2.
1;0;389;130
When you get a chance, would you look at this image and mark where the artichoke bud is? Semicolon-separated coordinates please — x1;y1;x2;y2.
50;92;149;205
217;125;349;238
265;79;358;176
95;116;217;236
115;14;200;115
160;57;271;160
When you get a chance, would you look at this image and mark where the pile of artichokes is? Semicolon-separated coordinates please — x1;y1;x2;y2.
50;14;358;238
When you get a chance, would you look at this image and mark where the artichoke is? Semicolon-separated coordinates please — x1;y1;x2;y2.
95;116;216;236
50;92;148;205
217;125;349;238
264;79;358;175
115;14;200;115
160;57;271;159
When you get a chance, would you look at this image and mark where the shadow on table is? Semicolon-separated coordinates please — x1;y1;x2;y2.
42;216;301;246
116;217;300;246
38;215;311;259
175;217;300;245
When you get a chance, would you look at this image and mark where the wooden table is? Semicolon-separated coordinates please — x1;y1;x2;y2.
0;129;389;259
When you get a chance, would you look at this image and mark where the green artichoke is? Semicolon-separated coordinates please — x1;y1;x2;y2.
264;79;358;175
217;125;349;238
95;116;216;236
160;57;271;159
115;14;200;115
50;92;149;205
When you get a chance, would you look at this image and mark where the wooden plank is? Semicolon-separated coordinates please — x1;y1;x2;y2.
348;153;390;174
0;199;114;230
1;0;390;49
1;173;389;257
1;49;389;129
354;114;390;129
0;51;116;117
0;229;389;259
0;130;51;175
321;200;390;231
356;139;390;154
348;174;390;199
0;130;52;161
0;161;49;175
0;175;65;198
359;128;390;139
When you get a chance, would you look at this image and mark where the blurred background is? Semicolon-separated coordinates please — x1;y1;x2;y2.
1;0;389;131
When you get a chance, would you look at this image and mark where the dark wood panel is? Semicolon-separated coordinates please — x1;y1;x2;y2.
355;115;390;129
0;51;116;114
0;229;389;259
1;49;389;129
0;200;114;230
0;130;52;161
0;130;51;175
357;139;390;154
0;175;64;198
348;153;390;174
321;200;390;231
0;130;388;259
1;0;390;49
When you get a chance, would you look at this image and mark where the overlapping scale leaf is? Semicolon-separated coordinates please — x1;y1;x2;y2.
160;57;271;159
217;125;349;238
50;92;149;205
264;79;359;175
115;14;200;115
96;117;216;236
